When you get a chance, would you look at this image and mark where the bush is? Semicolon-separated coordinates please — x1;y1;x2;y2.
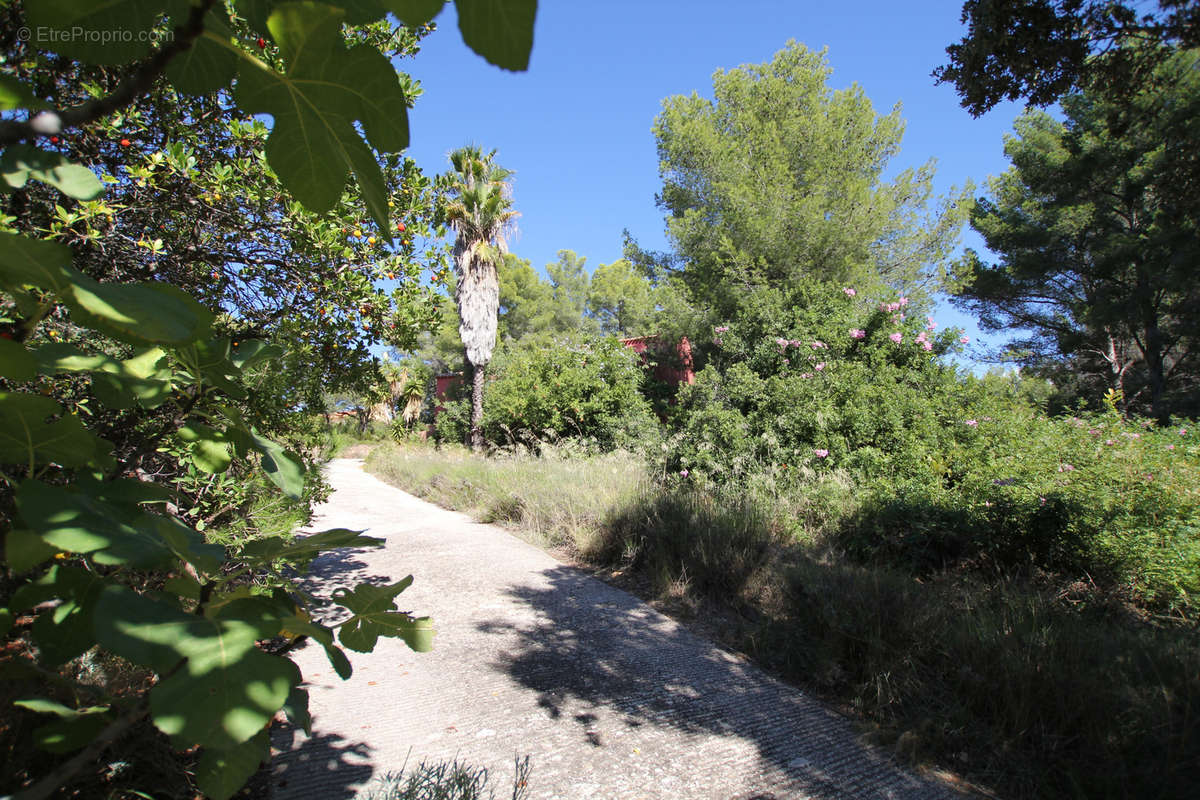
667;283;969;485
840;411;1200;613
761;560;1200;800
665;283;1200;615
445;334;662;452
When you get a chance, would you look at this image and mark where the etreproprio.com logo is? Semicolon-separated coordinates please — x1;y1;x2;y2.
17;26;175;45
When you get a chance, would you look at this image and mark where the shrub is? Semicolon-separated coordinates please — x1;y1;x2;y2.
667;282;969;485
668;283;1200;614
480;334;661;451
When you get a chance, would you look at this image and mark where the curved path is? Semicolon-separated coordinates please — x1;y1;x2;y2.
270;459;964;800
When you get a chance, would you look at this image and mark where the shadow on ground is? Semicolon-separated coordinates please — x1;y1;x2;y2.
271;727;375;800
481;565;960;800
270;540;391;797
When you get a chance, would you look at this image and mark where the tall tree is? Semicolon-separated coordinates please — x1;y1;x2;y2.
936;0;1200;116
442;146;518;449
545;249;597;333
497;253;556;341
950;52;1200;419
587;257;659;336
654;41;970;318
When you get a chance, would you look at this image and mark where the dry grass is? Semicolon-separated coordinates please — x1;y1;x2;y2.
363;442;1200;800
364;442;646;555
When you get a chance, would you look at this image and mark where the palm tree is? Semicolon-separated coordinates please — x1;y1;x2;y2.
443;146;518;450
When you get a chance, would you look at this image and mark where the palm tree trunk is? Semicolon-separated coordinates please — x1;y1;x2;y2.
470;362;486;451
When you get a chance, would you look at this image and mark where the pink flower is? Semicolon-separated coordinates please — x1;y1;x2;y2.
815;362;825;371
1088;429;1100;435
1057;463;1075;472
810;340;827;349
800;372;813;379
813;448;829;458
898;296;909;307
844;287;856;297
775;337;788;347
714;325;730;333
959;336;970;344
850;328;866;339
680;469;689;477
916;330;928;343
1105;439;1116;446
921;341;933;352
926;323;937;331
889;332;903;344
1167;444;1175;451
965;419;978;427
1181;428;1189;436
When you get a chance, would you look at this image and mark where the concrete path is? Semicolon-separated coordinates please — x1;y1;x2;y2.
270;459;964;800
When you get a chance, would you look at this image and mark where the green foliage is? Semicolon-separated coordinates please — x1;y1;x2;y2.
480;335;659;451
935;0;1200;115
841;409;1200;613
950;52;1200;419
653;41;970;317
2;3;448;415
667;282;966;484
496;253;555;341
760;558;1200;800
666;283;1200;613
586;257;658;336
0;1;536;797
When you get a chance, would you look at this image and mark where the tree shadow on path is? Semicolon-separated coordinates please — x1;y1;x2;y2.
270;541;396;798
482;565;965;800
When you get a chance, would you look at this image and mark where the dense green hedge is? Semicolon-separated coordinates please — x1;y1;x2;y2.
437;335;660;451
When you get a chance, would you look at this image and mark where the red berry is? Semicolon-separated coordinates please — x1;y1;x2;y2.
119;138;131;147
49;136;59;144
257;37;266;49
0;332;13;340
396;222;406;232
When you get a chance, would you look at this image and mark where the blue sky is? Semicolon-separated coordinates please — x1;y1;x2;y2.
397;0;1027;362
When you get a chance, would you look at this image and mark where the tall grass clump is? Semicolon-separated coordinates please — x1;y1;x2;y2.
364;441;646;554
596;489;777;599
357;756;531;800
753;558;1200;799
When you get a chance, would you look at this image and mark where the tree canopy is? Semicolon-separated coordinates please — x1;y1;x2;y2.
936;0;1200;115
653;41;971;318
950;51;1200;418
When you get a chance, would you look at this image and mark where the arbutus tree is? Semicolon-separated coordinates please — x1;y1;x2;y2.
0;1;537;797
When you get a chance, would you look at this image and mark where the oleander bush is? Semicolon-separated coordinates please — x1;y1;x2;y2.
663;283;1200;615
